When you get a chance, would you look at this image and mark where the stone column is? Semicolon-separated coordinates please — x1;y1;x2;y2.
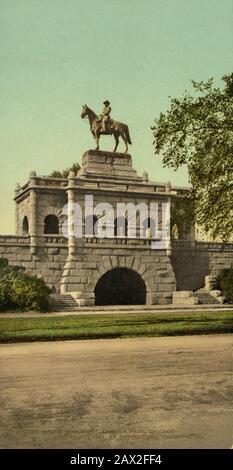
14;183;20;235
67;170;76;258
164;190;172;256
29;172;38;255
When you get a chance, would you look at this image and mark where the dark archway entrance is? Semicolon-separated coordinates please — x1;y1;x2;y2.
94;267;146;305
22;216;29;235
44;214;59;234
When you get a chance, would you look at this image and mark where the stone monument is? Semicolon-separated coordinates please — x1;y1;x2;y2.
0;102;232;308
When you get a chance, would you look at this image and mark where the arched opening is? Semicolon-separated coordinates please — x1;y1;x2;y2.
85;215;98;236
114;217;128;237
94;267;146;305
22;216;29;235
142;217;156;238
44;214;59;234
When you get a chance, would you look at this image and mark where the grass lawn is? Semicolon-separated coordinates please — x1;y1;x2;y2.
0;311;232;343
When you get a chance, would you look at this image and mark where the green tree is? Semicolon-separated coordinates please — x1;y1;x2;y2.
171;190;195;238
50;162;80;179
152;74;233;240
215;266;233;302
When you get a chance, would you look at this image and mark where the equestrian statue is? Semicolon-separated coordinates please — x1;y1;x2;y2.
81;100;132;153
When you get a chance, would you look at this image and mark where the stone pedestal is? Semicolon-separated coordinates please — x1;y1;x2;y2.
78;150;142;181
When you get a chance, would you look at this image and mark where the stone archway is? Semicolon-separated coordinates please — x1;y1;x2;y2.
22;216;29;235
44;214;59;234
94;267;146;305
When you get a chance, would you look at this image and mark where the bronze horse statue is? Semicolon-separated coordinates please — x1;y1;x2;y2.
81;105;132;153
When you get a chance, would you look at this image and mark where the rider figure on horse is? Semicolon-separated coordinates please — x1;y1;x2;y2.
98;100;112;133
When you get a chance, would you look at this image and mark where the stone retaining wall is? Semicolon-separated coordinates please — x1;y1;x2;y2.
0;236;232;304
171;241;233;291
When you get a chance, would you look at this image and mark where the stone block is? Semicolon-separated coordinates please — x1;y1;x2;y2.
23;261;37;269
131;258;141;272
49;262;60;270
162;276;176;284
160;292;173;299
73;292;95;300
84;298;95;306
137;263;147;275
76;297;94;306
158;283;175;292
92;249;114;255
17;254;32;262
146;263;155;271
156;263;168;270
209;289;221;297
3;254;17;263
172;293;198;305
67;261;83;269
59;248;68;255
48;248;59;254
118;256;126;268
102;256;112;270
83;262;97;269
110;255;118;268
157;295;172;305
112;249;130;255
70;291;83;299
71;269;90;276
66;284;85;292
64;276;80;283
56;255;67;262
141;255;153;262
172;291;193;299
125;257;134;269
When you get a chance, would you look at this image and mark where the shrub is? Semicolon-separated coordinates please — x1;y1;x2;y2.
215;267;233;302
50;162;81;179
0;266;17;311
12;275;51;312
0;264;51;312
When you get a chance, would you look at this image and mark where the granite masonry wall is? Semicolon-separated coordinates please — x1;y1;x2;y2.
0;235;68;291
0;236;233;305
0;236;175;305
171;240;233;291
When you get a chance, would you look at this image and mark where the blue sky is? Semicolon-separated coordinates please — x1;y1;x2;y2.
0;0;232;232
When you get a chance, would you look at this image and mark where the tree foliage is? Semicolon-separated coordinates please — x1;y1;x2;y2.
215;266;233;302
50;162;81;179
171;191;195;238
152;74;233;240
0;261;51;312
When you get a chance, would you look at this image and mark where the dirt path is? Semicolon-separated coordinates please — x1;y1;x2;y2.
0;334;232;448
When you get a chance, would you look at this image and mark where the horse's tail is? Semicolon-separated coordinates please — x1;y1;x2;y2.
125;125;132;145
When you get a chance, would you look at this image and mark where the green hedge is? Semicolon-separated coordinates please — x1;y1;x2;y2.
0;261;51;312
215;266;233;302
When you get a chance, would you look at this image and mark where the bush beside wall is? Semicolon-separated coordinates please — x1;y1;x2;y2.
215;266;233;302
0;260;51;312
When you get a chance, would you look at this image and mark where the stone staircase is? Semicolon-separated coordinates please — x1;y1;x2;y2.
172;287;225;306
195;291;219;304
51;294;79;312
194;288;223;305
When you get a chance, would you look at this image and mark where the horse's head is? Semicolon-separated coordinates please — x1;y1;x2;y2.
81;104;88;119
